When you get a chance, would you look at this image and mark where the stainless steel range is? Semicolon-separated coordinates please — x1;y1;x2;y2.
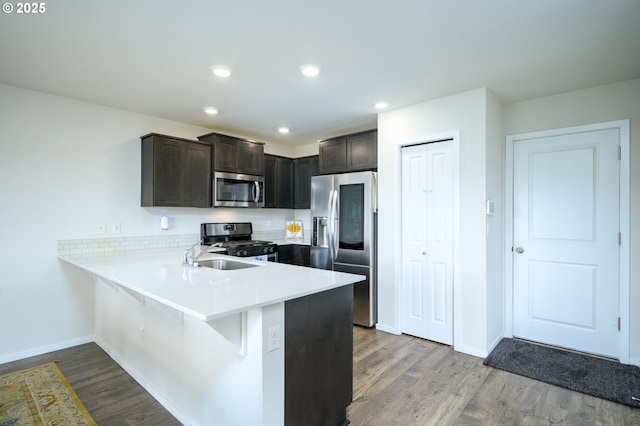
201;222;278;260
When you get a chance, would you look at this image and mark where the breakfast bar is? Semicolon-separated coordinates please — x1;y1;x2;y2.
59;250;364;425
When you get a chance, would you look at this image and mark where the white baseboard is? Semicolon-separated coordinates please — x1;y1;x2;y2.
0;335;94;365
375;323;400;335
453;343;488;359
93;336;192;426
486;334;503;355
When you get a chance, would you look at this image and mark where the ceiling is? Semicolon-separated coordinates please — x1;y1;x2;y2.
1;0;639;146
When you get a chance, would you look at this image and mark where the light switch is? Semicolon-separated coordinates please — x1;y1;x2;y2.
486;200;495;215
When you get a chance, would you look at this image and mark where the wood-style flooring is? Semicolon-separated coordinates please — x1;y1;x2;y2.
348;328;640;425
1;328;638;425
0;343;180;425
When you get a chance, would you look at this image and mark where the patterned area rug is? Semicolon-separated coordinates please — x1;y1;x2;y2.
484;338;640;408
0;361;96;425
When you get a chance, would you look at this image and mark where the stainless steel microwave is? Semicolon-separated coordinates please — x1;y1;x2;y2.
213;171;264;208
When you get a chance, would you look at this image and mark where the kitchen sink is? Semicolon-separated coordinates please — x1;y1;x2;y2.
197;258;260;270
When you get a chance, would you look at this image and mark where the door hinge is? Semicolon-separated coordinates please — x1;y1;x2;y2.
618;146;622;160
618;317;621;331
618;232;622;245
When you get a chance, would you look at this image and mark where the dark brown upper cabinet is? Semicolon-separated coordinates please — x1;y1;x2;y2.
293;155;319;209
141;133;211;207
264;154;293;208
318;130;377;175
198;132;265;176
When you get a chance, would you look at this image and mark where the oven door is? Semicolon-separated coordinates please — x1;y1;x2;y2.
213;172;264;207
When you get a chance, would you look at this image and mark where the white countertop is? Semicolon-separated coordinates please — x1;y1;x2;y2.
58;250;362;322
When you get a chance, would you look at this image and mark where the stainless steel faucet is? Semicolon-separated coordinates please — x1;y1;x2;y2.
183;238;217;266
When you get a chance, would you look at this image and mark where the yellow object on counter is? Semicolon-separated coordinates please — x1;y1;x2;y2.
285;220;303;238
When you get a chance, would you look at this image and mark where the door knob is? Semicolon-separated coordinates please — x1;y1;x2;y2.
515;247;524;254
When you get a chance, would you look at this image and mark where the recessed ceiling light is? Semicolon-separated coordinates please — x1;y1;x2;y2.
300;64;320;77
203;107;219;115
278;127;290;134
374;101;390;110
211;65;231;78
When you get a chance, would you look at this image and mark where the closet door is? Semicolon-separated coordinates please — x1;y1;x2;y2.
401;141;453;345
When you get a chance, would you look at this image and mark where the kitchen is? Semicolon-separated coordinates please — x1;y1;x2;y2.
1;1;640;425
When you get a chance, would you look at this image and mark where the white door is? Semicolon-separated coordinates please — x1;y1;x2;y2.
401;141;453;345
513;128;620;358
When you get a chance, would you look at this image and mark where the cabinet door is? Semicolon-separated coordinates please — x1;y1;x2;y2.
293;245;310;266
238;140;265;176
277;157;293;208
265;155;293;208
214;136;239;172
264;155;278;208
183;142;212;207
293;156;318;209
346;131;377;171
318;138;347;175
152;137;183;206
141;134;211;207
277;244;294;264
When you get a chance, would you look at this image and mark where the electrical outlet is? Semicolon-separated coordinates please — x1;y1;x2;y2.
268;325;281;352
97;223;106;234
112;222;121;234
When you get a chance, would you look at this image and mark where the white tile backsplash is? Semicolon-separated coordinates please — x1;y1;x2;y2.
57;234;199;259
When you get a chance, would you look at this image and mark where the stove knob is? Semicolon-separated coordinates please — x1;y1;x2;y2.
241;249;248;256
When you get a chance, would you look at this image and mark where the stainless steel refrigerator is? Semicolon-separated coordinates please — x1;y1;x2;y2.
310;171;377;327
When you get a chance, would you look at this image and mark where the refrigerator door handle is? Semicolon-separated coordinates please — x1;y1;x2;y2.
330;189;339;260
327;190;334;258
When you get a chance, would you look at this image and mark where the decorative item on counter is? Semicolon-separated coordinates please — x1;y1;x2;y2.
160;215;170;230
285;220;303;238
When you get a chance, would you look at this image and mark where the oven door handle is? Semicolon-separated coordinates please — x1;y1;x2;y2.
253;181;261;203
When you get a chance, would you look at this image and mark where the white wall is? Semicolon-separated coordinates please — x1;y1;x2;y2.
377;88;501;357
485;91;504;351
0;84;295;361
502;79;640;360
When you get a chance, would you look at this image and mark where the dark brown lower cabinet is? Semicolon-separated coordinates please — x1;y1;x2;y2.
278;245;310;267
285;284;353;426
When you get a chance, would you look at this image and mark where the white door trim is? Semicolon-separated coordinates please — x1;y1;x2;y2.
505;120;632;365
394;130;461;348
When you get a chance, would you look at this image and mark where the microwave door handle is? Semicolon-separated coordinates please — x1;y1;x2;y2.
253;181;260;203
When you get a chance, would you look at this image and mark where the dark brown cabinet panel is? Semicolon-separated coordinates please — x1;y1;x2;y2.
318;130;377;175
183;143;212;207
198;132;265;176
285;284;353;426
318;137;347;175
293;244;310;266
277;244;294;263
293;155;319;209
277;244;310;267
141;134;211;207
346;130;377;172
264;155;293;208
